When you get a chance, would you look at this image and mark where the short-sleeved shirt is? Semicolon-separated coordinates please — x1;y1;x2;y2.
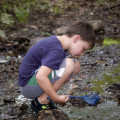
18;35;67;86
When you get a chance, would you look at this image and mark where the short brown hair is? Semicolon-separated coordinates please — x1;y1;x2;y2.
65;21;95;49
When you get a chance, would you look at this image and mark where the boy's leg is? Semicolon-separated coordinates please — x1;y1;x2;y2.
20;58;67;99
38;58;80;104
20;58;80;103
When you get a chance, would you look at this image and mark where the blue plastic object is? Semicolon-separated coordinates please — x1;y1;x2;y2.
47;93;100;106
69;93;100;105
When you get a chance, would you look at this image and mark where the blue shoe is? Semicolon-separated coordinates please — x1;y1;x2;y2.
49;101;58;109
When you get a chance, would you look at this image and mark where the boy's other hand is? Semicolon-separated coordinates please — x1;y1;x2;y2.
58;95;69;103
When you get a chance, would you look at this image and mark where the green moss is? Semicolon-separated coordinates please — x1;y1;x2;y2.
91;64;120;93
103;38;120;45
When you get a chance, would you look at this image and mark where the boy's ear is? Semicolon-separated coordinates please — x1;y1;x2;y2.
74;35;81;42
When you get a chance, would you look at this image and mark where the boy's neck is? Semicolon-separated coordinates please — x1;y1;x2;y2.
57;35;71;50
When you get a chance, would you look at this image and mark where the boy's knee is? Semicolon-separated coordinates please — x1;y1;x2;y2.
65;58;80;76
66;58;75;72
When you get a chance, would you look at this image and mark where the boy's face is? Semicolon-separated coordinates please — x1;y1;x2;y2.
69;36;91;57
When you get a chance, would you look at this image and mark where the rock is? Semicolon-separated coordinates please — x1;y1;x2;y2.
5;33;31;55
8;50;14;55
37;109;70;120
53;20;104;35
117;94;120;106
0;46;5;51
0;99;4;105
0;113;11;120
68;98;87;108
66;90;73;95
89;20;104;32
103;83;120;103
19;103;28;111
105;83;120;94
3;95;15;103
5;43;12;47
0;58;9;64
30;37;44;45
69;84;78;90
53;26;68;35
13;42;19;47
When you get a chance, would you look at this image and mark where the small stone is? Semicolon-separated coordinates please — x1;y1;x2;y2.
3;96;15;103
0;99;4;105
89;20;104;32
5;44;12;47
69;84;78;90
19;103;28;111
53;26;68;35
8;51;14;55
13;42;19;46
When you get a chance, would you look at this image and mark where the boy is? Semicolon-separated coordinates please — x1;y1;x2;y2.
18;21;95;113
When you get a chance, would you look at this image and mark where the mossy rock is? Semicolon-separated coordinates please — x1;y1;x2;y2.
37;109;70;120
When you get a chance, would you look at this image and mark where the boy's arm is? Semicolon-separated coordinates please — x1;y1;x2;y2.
36;65;68;103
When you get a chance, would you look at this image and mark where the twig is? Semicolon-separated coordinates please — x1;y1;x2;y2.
104;3;120;11
105;2;114;13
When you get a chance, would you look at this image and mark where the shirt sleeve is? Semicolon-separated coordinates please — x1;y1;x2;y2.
41;49;65;70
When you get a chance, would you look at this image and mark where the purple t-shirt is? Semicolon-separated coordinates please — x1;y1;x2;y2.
18;36;67;86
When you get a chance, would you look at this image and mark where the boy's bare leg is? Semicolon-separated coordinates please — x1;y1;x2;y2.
38;58;80;104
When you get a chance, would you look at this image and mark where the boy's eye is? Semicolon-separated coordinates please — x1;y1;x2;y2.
83;48;86;51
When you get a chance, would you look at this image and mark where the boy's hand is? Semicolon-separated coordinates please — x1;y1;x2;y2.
58;95;69;103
